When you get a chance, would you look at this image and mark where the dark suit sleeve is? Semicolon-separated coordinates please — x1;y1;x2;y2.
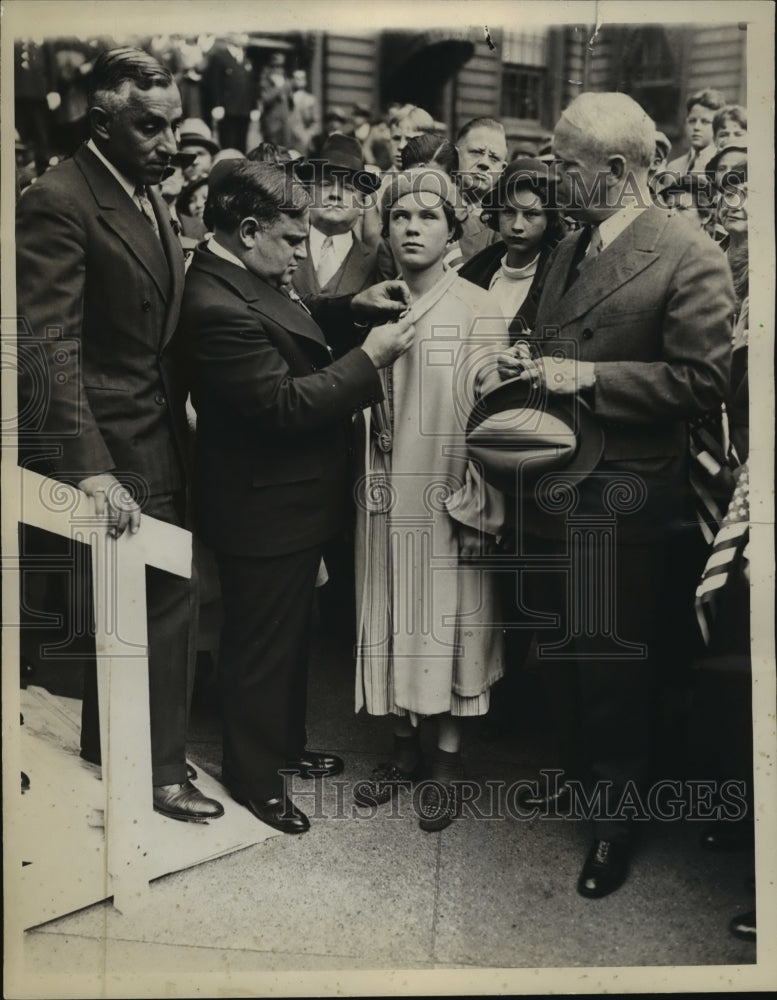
303;293;371;354
16;181;116;479
190;300;382;433
591;240;735;424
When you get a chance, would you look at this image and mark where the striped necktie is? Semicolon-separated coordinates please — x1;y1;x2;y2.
135;185;161;240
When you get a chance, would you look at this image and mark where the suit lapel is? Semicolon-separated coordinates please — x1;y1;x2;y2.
75;146;172;301
550;208;667;327
192;248;328;350
332;238;373;294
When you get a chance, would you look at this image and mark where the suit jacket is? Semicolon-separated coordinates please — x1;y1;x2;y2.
523;205;735;541
458;240;554;339
177;247;383;557
458;206;500;263
292;232;377;299
16;144;188;495
202;45;257;119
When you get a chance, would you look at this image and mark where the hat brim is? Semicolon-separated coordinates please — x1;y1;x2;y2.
294;159;381;194
466;376;605;495
179;136;220;157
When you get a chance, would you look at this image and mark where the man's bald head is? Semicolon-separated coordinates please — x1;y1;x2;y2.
557;92;655;170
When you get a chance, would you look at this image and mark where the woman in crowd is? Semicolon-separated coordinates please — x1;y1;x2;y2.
354;168;509;831
177;174;208;223
459;157;566;338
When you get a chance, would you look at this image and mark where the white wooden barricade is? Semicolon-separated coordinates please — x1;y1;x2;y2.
14;467;274;929
19;466;191;915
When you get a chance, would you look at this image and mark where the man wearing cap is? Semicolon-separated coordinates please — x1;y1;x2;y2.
292;133;380;298
498;92;734;897
178;117;220;182
16;47;224;822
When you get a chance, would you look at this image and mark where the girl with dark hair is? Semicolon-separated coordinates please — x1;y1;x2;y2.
459;157;566;338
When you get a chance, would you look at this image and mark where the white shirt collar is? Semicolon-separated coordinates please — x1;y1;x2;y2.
596;203;649;252
498;252;540;279
207;235;247;271
308;226;353;266
86;139;138;202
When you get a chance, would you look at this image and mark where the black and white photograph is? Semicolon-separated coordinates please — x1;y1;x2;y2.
2;1;775;996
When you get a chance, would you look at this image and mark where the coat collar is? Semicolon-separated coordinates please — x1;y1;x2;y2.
547;206;667;327
189;246;328;349
74;144;181;311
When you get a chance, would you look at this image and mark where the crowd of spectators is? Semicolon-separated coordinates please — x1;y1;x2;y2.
14;38;753;937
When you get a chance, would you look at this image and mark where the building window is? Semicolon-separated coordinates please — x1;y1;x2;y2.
501;66;544;120
500;29;547;121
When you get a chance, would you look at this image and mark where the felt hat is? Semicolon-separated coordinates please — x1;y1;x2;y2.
466;376;605;495
178;118;220;156
705;144;747;184
296;132;381;194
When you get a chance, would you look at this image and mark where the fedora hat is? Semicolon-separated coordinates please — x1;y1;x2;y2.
178;118;220;156
296;132;381;194
466;376;605;495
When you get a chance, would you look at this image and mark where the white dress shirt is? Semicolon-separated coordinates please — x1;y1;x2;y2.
308;226;353;276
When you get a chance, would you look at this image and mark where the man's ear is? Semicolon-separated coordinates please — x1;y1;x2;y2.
238;216;260;247
607;154;628;182
89;107;111;143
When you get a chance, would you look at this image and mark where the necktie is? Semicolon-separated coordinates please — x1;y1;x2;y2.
685;150;698;175
565;225;600;290
586;225;603;258
316;235;339;288
135;185;161;240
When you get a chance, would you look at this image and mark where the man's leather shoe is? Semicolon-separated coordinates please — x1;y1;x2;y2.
729;908;756;942
232;793;310;834
577;839;631;898
153;781;224;822
289;750;344;779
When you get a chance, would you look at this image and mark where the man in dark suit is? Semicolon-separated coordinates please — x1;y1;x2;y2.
292;133;379;299
202;34;257;153
16;47;223;822
178;160;415;834
499;92;735;897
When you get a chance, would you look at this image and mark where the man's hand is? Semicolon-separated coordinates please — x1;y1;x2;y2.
361;316;415;369
351;280;411;322
517;357;596;395
211;105;225;122
497;340;533;382
78;473;141;538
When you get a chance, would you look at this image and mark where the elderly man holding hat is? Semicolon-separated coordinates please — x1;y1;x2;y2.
292;133;381;298
492;92;735;899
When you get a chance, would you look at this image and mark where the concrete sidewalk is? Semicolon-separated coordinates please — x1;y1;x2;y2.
17;625;758;993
